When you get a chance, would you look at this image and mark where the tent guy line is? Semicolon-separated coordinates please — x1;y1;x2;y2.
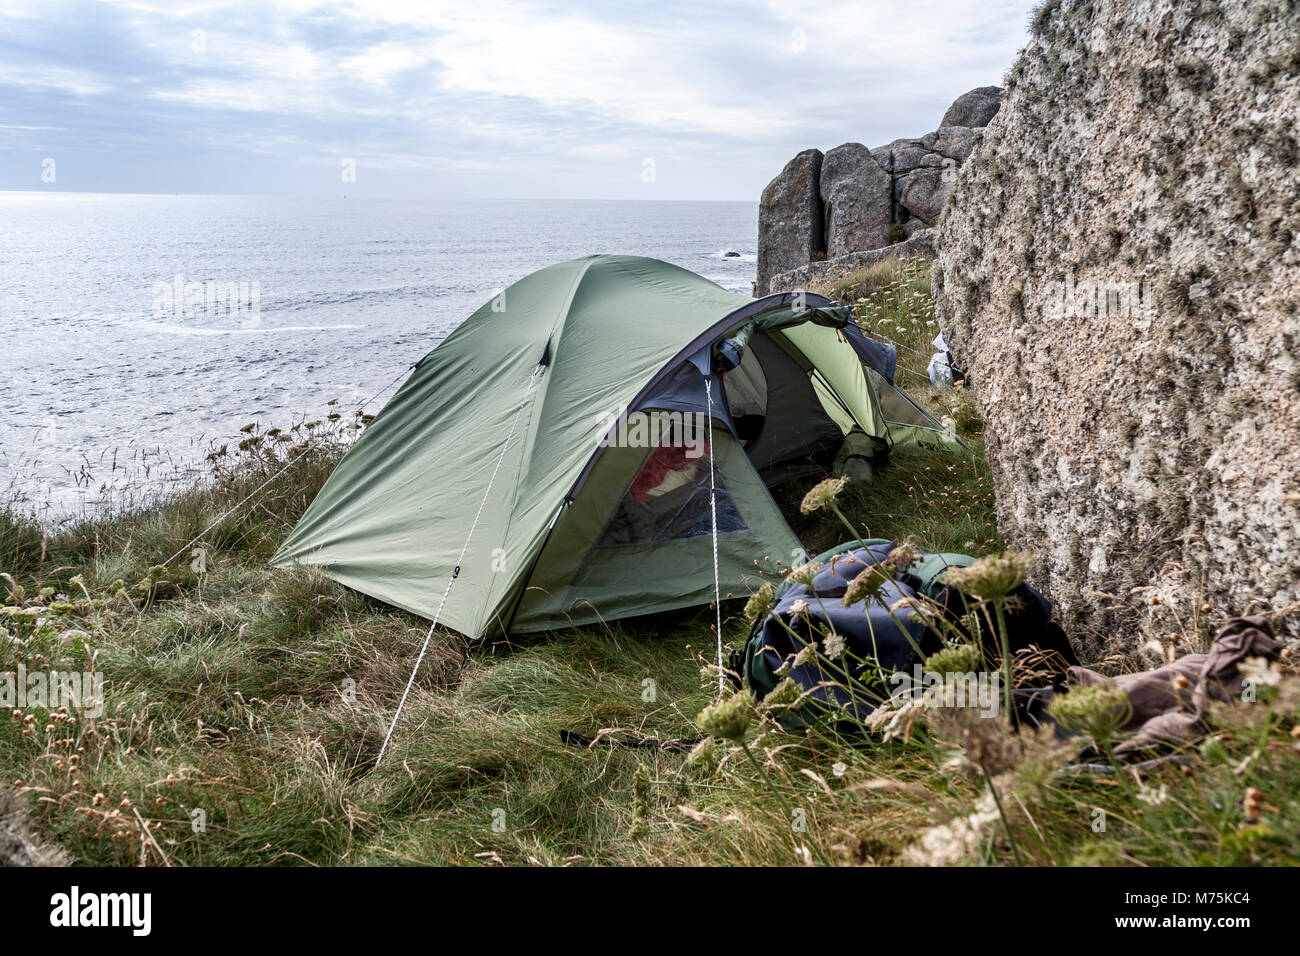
375;360;547;767
150;362;415;578
705;375;724;693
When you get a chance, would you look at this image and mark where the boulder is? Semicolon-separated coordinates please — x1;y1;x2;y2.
756;148;824;292
890;136;943;175
902;218;931;239
899;165;954;224
820;142;894;256
932;125;976;163
870;144;893;174
939;86;1002;128
934;0;1300;651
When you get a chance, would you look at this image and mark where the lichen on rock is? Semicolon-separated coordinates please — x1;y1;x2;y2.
934;0;1300;653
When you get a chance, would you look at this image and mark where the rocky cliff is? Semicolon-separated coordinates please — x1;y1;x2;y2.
756;87;1001;293
1;787;68;866
934;0;1300;651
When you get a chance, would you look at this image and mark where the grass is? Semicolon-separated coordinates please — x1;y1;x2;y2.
2;258;1297;867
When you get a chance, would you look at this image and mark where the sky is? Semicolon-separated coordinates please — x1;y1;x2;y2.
0;0;1040;200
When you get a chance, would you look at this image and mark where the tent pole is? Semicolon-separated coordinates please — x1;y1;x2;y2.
496;498;568;643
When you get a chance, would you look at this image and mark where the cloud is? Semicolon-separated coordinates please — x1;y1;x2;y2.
0;0;1037;198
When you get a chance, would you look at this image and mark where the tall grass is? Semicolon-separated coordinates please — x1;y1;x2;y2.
2;259;1296;866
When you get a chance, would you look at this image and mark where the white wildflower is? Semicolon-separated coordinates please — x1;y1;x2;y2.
1136;783;1169;807
866;696;924;742
1240;656;1283;688
903;792;1001;866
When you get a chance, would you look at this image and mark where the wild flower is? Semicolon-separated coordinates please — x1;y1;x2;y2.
789;599;810;617
630;762;650;839
761;678;803;712
696;690;755;741
924;643;983;676
800;476;848;515
904;791;1001;866
831;761;847;778
929;705;1021;777
1242;787;1278;824
685;737;720;775
1199;736;1229;764
842;563;892;607
890;596;939;629
822;633;846;659
942;551;1035;721
787;562;822;588
743;582;775;621
941;551;1033;601
1136;783;1169;807
885;543;920;571
866;695;924;742
1048;685;1132;744
2;607;41;625
1239;656;1283;689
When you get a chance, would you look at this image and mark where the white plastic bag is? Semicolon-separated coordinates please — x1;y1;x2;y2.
927;332;953;387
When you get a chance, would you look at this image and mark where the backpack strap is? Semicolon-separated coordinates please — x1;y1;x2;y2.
906;551;976;598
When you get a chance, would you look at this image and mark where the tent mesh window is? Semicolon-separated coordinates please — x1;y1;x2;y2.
597;432;745;547
867;368;945;432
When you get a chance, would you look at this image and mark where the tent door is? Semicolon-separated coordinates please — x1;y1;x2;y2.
507;408;801;634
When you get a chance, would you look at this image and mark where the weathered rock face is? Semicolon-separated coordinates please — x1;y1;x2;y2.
934;0;1300;652
1;788;69;866
765;231;936;295
756;87;1001;294
820;142;893;257
939;86;1002;128
756;148;824;292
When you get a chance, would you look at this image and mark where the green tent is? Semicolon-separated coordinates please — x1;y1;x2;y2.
271;254;955;641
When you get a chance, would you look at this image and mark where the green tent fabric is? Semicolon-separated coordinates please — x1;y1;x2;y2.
271;254;953;640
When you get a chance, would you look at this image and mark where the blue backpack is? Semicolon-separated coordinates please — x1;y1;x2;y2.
739;540;1075;723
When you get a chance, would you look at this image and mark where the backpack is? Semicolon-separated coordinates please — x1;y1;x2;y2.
737;540;1076;724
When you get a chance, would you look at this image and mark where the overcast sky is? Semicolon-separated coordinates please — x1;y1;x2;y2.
0;0;1039;200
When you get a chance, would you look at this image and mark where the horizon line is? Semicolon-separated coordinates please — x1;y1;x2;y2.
0;188;759;204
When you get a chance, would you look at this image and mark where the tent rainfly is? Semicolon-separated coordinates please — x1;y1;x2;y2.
271;254;957;641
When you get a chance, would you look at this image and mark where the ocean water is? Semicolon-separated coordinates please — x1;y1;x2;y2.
0;193;759;514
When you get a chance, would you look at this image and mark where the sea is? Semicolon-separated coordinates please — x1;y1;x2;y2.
0;193;759;516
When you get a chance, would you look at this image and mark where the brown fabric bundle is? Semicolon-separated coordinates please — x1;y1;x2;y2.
1065;616;1282;754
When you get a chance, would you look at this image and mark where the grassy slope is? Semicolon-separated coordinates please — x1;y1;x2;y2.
2;259;1296;866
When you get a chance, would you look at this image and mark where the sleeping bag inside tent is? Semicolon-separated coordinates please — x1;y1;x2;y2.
270;254;956;641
